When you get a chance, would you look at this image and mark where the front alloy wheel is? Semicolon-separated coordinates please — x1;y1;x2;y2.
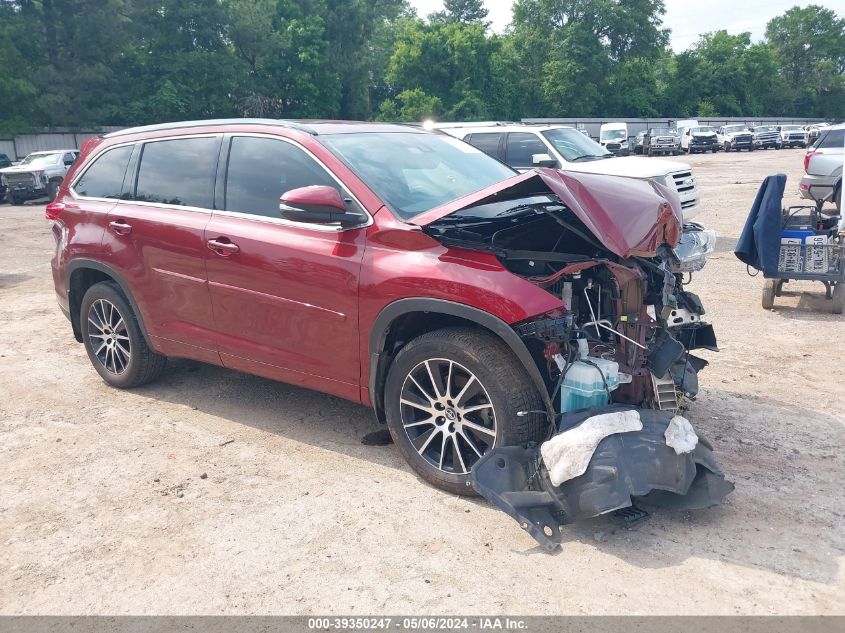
384;327;545;495
399;358;497;475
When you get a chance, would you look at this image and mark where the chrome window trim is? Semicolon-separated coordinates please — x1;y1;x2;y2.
219;132;373;232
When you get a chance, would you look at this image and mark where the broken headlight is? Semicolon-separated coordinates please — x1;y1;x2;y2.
670;228;717;273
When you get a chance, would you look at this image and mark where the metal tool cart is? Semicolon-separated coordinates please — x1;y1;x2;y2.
762;186;844;313
736;177;844;314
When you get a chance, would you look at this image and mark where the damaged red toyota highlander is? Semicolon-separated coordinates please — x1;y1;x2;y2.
48;120;731;549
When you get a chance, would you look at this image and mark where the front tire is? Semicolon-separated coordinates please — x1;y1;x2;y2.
80;281;167;388
384;327;546;495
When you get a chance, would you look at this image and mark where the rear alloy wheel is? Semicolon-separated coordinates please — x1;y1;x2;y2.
384;327;545;495
81;281;167;388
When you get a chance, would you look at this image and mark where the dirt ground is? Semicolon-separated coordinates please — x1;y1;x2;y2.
0;148;843;615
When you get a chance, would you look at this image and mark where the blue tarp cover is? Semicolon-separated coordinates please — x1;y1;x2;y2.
734;173;787;275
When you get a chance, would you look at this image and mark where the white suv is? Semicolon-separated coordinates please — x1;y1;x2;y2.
439;124;701;219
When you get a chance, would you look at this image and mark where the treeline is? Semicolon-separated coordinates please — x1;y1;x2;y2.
0;0;843;133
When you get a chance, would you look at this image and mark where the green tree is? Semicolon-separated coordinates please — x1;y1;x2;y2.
430;0;489;24
377;88;442;121
766;5;845;117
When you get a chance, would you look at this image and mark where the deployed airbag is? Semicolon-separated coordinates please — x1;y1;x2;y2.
664;415;698;454
541;410;642;486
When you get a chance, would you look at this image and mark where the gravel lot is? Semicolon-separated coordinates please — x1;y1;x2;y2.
1;148;843;615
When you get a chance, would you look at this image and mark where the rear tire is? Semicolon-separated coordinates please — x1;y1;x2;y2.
762;280;777;310
80;281;167;388
833;282;845;315
384;327;546;495
47;180;60;201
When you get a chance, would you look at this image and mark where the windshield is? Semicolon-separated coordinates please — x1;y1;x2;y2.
650;128;673;135
600;129;626;141
724;126;747;134
782;125;801;131
21;153;60;166
755;126;776;132
319;132;515;220
541;128;611;162
691;127;715;134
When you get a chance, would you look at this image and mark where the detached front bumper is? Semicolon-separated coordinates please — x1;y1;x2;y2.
471;407;734;552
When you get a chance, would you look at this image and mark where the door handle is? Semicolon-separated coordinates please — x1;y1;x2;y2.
109;220;132;236
207;238;240;256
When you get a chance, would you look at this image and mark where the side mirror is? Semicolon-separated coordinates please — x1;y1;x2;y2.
532;153;559;168
279;185;366;227
64;159;74;166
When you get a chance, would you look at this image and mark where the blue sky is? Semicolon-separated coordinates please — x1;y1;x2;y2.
408;0;844;51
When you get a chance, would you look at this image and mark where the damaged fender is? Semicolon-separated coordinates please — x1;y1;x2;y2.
470;407;734;552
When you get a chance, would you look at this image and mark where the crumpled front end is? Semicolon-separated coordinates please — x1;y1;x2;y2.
471;407;734;552
422;169;731;547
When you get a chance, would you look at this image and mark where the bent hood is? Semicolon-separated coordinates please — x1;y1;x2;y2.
411;168;682;258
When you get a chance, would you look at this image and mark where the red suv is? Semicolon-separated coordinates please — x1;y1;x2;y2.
48;119;716;495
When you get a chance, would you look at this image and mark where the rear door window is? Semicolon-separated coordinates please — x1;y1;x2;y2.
134;137;218;208
73;145;134;199
224;136;343;219
465;133;502;159
505;133;548;168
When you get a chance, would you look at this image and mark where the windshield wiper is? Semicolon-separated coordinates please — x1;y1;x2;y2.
570;154;613;162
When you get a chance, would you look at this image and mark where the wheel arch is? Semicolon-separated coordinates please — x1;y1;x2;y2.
66;259;153;347
368;298;553;424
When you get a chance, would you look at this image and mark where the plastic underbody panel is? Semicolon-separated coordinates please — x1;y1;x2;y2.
470;406;734;552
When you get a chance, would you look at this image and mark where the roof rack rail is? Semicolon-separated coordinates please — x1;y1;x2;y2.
103;118;318;139
424;121;519;129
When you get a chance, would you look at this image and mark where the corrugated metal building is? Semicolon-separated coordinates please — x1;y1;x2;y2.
0;127;124;160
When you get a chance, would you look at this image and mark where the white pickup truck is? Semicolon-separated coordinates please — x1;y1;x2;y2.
717;125;754;152
0;149;79;204
437;123;702;219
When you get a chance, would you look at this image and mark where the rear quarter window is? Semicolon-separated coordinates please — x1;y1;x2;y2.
134;137;219;208
817;129;844;149
73;145;134;199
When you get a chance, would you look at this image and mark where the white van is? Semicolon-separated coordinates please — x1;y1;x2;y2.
437;123;701;219
599;122;630;156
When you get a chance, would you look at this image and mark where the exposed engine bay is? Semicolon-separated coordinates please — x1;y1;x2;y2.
424;192;718;414
423;170;731;550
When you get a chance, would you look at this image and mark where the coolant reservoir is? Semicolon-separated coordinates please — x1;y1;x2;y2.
561;357;624;413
